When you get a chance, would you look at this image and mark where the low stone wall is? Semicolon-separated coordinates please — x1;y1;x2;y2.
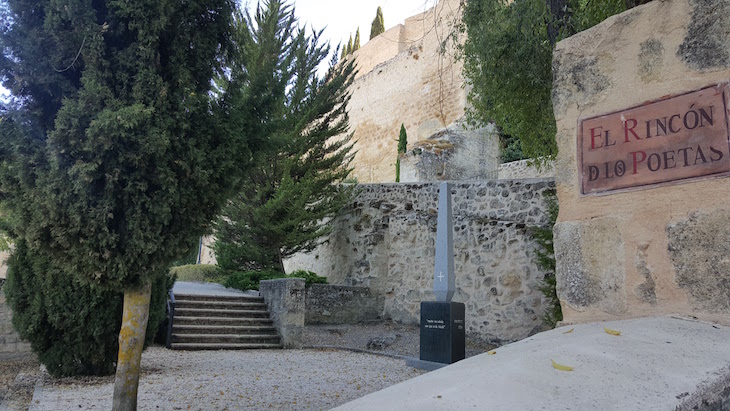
285;179;556;344
305;284;382;325
259;278;305;348
0;280;33;360
497;160;555;180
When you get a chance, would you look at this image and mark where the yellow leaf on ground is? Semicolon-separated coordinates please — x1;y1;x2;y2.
562;328;574;334
487;351;496;355
604;327;621;336
551;359;574;371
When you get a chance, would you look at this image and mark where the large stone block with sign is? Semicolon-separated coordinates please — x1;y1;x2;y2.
551;0;730;326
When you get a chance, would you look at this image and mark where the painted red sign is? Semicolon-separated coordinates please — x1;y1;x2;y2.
578;84;730;195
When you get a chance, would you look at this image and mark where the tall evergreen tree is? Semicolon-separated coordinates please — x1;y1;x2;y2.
347;34;353;54
214;0;356;273
370;6;385;39
0;0;242;408
353;27;361;52
395;123;407;182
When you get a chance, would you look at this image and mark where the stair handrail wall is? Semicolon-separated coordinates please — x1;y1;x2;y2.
166;289;176;349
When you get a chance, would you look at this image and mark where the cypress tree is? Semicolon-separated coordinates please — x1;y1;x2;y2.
353;27;361;52
340;43;348;61
0;0;242;408
215;0;356;273
395;124;407;182
370;6;385;39
347;34;353;54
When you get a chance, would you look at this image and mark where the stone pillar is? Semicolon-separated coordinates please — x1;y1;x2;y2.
259;278;305;348
552;0;730;325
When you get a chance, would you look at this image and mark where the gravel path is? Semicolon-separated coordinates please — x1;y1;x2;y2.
29;347;425;411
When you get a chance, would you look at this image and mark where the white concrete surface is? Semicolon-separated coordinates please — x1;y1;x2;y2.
171;281;258;297
335;316;730;411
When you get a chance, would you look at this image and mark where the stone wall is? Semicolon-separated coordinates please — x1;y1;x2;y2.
0;280;33;360
498;160;555;180
285;180;556;344
344;0;473;183
305;284;382;325
399;122;500;182
259;278;305;348
552;0;730;326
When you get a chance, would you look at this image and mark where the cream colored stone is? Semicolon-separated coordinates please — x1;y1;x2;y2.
552;0;730;326
344;0;468;183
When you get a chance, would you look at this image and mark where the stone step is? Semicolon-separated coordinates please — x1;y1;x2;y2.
171;324;278;335
173;293;263;303
174;300;268;311
174;308;270;319
172;333;281;345
171;342;282;350
174;316;274;327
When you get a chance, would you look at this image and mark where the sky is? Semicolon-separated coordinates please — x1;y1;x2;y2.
244;0;439;57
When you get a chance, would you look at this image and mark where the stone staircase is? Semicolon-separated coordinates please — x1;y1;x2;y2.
170;293;282;350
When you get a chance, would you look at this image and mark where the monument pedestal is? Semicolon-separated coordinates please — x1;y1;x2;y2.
419;301;465;364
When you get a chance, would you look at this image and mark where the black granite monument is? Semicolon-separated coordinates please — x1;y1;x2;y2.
419;181;465;365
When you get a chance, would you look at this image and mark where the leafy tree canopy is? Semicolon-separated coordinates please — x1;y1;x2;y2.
214;0;356;273
460;0;630;164
0;0;243;290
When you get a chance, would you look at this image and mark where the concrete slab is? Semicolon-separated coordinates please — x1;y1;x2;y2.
171;281;258;297
334;317;730;411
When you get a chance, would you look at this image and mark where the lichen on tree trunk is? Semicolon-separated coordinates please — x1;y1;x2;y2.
112;282;152;411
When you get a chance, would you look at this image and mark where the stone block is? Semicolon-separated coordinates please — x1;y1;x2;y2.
259;278;305;348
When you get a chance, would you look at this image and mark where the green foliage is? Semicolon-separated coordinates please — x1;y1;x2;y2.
370;6;385;39
289;269;328;286
0;0;243;292
353;28;361;52
170;264;222;282
500;132;527;163
347;34;353;54
172;237;202;267
215;0;356;273
222;269;327;291
396;123;407;182
530;190;561;328
398;124;408;154
4;240;173;377
223;269;285;291
460;0;628;165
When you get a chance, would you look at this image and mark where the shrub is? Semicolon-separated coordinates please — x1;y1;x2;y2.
169;264;221;282
222;269;328;291
530;189;562;328
289;270;328;286
4;240;173;377
223;269;285;291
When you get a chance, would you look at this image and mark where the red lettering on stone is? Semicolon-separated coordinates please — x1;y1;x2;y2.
630;150;647;174
590;127;603;150
624;119;640;142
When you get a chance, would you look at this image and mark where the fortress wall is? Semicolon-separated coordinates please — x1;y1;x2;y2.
345;0;467;183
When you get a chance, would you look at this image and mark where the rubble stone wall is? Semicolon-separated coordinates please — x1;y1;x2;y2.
285;179;556;344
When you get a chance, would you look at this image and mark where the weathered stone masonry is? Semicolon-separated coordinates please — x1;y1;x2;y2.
285;179;556;344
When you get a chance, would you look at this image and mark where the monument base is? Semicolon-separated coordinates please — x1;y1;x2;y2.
419;301;465;364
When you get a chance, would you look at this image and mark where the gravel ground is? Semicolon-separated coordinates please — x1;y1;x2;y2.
15;321;494;411
0;356;40;411
28;348;424;411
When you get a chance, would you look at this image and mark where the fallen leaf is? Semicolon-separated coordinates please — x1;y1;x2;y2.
604;327;621;336
562;328;574;334
551;359;573;371
487;350;496;355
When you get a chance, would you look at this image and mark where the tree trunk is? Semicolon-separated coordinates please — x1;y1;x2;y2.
546;0;570;46
112;282;152;411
